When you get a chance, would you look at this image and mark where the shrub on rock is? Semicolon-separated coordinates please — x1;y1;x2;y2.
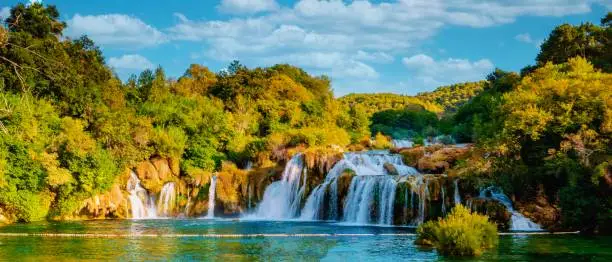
415;204;498;257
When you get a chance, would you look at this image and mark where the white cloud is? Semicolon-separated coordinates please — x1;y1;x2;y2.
108;54;154;70
0;7;10;20
66;14;166;47
353;50;394;64
218;0;279;14
515;33;533;43
402;54;494;89
263;52;379;80
167;0;598;84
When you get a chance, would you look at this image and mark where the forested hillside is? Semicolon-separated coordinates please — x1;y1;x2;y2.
416;81;487;113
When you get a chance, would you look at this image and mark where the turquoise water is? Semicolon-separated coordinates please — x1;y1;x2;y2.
1;220;611;261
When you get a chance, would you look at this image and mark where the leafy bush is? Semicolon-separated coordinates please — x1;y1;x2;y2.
416;205;498;257
372;132;392;149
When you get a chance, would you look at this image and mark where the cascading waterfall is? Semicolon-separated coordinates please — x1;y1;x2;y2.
248;149;541;230
127;171;157;219
341;176;397;225
206;175;217;219
301;152;416;224
479;187;542;231
158;182;176;217
252;154;307;219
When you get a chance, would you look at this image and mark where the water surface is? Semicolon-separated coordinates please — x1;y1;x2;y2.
1;220;610;261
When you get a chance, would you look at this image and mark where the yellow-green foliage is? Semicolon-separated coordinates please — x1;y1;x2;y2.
416;205;498;257
499;57;612;154
372;132;392;149
417;81;487;112
339;93;443;116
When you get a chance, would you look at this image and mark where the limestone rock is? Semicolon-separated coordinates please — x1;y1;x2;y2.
383;162;399;176
417;147;470;174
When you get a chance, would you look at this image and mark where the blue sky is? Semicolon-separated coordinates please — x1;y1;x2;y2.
1;0;610;96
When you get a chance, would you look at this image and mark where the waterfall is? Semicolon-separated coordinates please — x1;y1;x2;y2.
250;150;540;229
206;175;217;219
127;171;157;219
453;179;461;205
158;182;176;217
341;176;397;225
479;187;542;231
300;152;416;223
343;176;378;224
378;178;397;224
253;154;307;219
415;178;429;225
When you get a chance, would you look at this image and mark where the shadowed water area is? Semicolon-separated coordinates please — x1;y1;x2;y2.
1;220;611;261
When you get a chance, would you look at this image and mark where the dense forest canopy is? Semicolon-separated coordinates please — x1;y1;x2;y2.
0;2;610;234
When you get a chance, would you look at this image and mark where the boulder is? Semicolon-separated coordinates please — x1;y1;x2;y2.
417;147;470;174
79;184;129;219
399;147;425;167
383;163;399;176
135;157;178;193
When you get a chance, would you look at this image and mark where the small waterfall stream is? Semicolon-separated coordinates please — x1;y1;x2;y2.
127;171;157;219
453;179;461;205
253;154;307;219
206;175;217;219
478;187;542;231
158;182;176;217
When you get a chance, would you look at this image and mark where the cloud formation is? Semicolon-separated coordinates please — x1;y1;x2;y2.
0;7;10;20
108;54;154;70
166;0;597;83
217;0;279;14
66;14;166;47
515;33;533;43
402;54;494;88
62;0;602;91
